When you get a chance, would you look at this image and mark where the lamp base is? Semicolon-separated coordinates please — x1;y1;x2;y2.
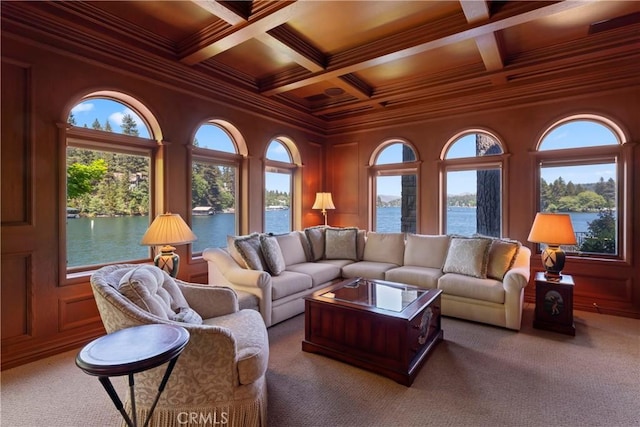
154;245;180;277
541;245;566;281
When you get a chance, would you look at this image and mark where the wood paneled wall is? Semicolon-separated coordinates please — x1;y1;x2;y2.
1;32;638;370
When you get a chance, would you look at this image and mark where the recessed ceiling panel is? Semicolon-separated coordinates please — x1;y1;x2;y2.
91;1;220;42
287;1;461;54
212;38;300;80
356;39;482;87
501;1;640;55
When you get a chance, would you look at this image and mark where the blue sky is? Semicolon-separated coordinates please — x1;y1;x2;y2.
70;98;618;196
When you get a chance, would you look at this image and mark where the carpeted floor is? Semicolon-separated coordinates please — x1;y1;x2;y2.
2;305;639;426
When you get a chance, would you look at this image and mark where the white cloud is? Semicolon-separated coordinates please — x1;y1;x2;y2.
71;102;94;113
109;108;144;129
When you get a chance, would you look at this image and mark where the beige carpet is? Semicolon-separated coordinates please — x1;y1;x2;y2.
2;305;639;426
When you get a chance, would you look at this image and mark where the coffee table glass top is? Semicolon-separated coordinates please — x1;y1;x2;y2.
321;278;427;312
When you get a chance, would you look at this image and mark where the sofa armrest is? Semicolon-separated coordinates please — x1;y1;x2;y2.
176;280;239;318
503;266;530;293
203;247;273;326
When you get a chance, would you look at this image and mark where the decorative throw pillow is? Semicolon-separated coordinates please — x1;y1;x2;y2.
227;235;248;267
325;227;358;260
260;234;286;275
305;226;326;261
442;237;492;279
487;238;521;280
172;307;203;324
363;232;405;265
233;233;266;271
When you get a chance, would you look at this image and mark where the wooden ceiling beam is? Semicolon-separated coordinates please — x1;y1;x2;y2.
180;1;299;65
191;0;247;25
258;25;324;73
261;1;591;96
460;0;506;84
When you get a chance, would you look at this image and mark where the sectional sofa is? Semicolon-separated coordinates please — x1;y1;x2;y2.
203;227;531;330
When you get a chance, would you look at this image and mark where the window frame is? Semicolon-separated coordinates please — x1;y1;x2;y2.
264;137;301;232
533;142;626;261
62;125;158;283
369;140;421;233
440;130;509;237
189;121;246;256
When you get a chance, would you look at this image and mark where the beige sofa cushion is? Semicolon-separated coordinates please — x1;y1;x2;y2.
385;266;442;289
342;261;398;280
275;232;308;266
404;234;451;268
442;237;491;279
363;232;405;265
271;271;313;300
438;273;505;304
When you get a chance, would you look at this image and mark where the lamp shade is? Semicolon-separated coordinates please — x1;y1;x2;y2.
312;192;335;210
140;213;197;246
527;213;577;245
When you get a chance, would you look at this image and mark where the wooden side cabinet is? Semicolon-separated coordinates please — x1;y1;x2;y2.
533;272;575;336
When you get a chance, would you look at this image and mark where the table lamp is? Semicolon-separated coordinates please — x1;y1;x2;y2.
312;192;335;226
527;212;577;280
140;213;197;277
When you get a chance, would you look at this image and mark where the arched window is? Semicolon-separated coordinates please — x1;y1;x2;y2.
65;93;159;274
370;140;419;233
264;137;300;233
441;130;505;237
535;116;626;256
191;120;246;252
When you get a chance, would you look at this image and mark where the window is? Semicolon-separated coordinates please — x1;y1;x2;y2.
191;121;245;252
65;95;158;272
371;141;419;233
536;117;624;256
442;131;504;237
264;139;296;234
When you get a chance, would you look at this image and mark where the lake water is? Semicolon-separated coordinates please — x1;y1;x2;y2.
66;207;599;267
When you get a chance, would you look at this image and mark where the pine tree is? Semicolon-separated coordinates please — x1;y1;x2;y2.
91;118;103;130
68;112;77;125
121;113;139;136
104;120;113;132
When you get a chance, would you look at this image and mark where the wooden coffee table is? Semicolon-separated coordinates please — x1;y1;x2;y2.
302;277;443;386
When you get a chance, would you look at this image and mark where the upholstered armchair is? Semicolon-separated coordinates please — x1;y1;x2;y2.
90;264;269;427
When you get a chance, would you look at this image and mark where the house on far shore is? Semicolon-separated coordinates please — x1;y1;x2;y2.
193;206;214;216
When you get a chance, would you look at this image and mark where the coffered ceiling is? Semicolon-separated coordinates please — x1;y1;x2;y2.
2;1;639;131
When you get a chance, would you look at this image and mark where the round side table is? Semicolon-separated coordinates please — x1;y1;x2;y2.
76;324;190;427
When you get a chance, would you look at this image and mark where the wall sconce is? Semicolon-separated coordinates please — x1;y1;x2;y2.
527;212;577;280
312;192;335;226
140;213;197;277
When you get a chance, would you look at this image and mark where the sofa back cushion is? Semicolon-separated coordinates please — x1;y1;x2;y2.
363;232;405;265
325;227;358;260
404;234;451;268
276;232;308;266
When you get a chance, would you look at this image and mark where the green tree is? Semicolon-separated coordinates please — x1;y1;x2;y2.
580;210;616;254
91;118;102;130
67;159;108;200
104;120;113;132
121;113;139;136
68;112;77;125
